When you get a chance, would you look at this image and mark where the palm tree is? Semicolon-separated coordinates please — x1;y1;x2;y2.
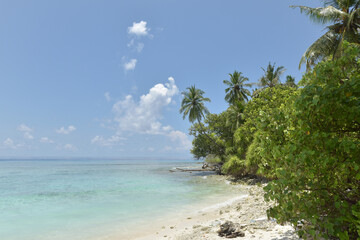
226;101;245;132
223;71;251;105
179;86;218;146
285;75;297;88
180;86;210;123
258;62;286;88
291;1;360;70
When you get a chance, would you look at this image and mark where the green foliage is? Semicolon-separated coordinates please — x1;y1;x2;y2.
291;1;360;70
285;75;297;88
258;62;286;88
189;113;230;160
222;155;246;177
205;154;222;164
182;42;360;240
229;85;298;176
179;85;210;123
223;71;251;104
262;43;360;239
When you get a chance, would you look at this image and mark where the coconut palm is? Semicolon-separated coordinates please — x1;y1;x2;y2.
179;86;217;144
180;86;210;123
223;71;251;105
285;75;297;88
226;101;245;132
291;1;360;70
258;62;286;88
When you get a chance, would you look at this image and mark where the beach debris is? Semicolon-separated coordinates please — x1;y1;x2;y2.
210;220;222;227
218;221;245;238
201;226;211;231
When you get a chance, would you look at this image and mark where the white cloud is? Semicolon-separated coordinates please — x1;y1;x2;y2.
63;144;77;151
40;137;54;143
112;77;179;135
91;135;126;147
124;59;137;71
24;132;34;140
168;130;192;150
111;76;191;151
17;124;33;132
104;92;111;102
2;138;25;149
17;124;34;140
128;21;150;36
3;138;15;149
56;125;76;134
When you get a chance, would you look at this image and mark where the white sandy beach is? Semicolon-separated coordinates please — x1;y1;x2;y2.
131;175;299;240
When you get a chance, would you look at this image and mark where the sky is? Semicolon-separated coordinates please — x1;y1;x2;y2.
0;0;324;158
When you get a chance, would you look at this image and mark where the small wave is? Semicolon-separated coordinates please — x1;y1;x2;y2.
199;194;249;212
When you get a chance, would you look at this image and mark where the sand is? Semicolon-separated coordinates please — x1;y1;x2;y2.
135;176;299;240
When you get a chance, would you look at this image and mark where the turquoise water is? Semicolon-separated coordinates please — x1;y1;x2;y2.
0;159;236;240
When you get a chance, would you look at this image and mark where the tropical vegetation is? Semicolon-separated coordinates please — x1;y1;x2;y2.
179;1;360;238
291;0;360;70
180;42;360;239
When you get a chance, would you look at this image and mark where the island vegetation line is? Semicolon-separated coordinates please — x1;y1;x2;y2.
179;1;360;239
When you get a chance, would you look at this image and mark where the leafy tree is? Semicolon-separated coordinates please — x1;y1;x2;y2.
258;62;286;88
262;43;360;239
292;0;360;70
222;85;298;177
189;113;229;160
223;71;251;104
244;85;298;178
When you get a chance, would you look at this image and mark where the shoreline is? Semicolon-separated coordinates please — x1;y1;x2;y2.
115;175;300;240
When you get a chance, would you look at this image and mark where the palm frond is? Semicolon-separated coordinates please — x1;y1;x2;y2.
299;30;339;70
291;5;346;24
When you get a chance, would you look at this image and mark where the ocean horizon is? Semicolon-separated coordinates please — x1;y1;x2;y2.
0;158;239;240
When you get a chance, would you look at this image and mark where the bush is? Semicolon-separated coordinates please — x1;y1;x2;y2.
263;43;360;239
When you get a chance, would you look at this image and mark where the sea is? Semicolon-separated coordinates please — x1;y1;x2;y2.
0;158;240;240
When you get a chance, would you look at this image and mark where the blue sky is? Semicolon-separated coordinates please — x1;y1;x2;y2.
0;0;324;158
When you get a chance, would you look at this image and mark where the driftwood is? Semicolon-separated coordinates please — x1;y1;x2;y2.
169;167;215;172
176;168;212;172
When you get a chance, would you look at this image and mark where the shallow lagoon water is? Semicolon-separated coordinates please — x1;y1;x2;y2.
0;159;238;240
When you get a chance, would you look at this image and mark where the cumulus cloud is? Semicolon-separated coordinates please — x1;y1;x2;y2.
17;124;34;140
17;124;33;132
168;130;192;150
112;77;179;135
24;132;34;140
3;138;15;149
56;125;76;134
40;137;54;143
128;21;150;36
2;138;25;149
124;59;137;71
91;135;126;147
63;144;77;151
110;76;192;151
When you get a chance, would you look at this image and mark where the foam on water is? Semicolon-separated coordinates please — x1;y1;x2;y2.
0;159;239;240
